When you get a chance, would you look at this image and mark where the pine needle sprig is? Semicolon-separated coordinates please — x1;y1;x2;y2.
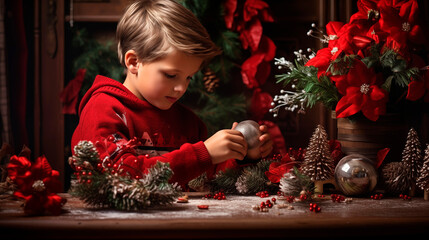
210;167;242;193
235;159;274;194
272;58;340;116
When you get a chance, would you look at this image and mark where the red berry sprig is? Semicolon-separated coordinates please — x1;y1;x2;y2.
204;191;226;200
309;203;321;213
256;191;269;198
331;194;345;203
286;196;295;203
370;193;383;200
213;191;226;200
261;199;275;209
399;194;412;201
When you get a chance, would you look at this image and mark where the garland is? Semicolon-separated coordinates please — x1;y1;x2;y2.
68;140;181;211
188;150;309;196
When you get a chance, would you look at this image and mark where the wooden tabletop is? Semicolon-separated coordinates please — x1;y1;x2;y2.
1;193;428;239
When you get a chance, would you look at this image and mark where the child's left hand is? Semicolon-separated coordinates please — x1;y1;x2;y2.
258;124;273;158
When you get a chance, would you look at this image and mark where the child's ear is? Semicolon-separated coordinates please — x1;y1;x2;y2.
124;50;139;74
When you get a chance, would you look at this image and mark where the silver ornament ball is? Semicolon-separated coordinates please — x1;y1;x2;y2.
235;120;261;159
334;154;377;196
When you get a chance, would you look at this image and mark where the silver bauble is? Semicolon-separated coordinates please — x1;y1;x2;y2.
235;120;261;159
334;154;377;196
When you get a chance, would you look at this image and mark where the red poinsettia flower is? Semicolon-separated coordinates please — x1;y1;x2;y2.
377;0;426;56
333;59;388;121
350;0;380;24
7;155;65;215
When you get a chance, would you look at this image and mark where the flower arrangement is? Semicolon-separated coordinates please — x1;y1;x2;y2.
270;0;428;121
6;147;66;216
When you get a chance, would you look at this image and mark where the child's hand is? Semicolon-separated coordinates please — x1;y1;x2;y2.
258;124;273;158
204;128;247;165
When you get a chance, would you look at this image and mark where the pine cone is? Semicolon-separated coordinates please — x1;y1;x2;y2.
381;162;411;195
203;68;220;93
279;172;302;196
74;140;99;160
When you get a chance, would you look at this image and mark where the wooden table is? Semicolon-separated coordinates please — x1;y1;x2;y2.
1;193;428;239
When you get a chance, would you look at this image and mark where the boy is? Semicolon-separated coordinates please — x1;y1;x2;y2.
71;0;273;188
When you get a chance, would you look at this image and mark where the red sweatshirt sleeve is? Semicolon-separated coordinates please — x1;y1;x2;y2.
117;141;212;187
72;93;215;188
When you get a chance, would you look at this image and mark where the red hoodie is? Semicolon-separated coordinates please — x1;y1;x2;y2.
72;75;237;188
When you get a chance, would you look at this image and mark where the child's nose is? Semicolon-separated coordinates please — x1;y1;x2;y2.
174;79;189;92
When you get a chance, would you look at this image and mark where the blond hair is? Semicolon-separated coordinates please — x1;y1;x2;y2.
116;0;221;67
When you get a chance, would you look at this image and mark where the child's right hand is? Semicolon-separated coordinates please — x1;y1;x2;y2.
204;128;247;165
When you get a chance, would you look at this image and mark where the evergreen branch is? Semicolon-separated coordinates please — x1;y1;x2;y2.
69;141;181;211
211;167;242;193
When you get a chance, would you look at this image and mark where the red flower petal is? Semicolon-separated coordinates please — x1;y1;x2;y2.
31;155;53;181
265;162;295;183
375;148;390;169
239;18;262;51
44;194;66;215
250;88;273;120
406;80;425;101
369;85;387;101
335;90;363;118
223;0;237;29
7;155;31;181
241;53;265;88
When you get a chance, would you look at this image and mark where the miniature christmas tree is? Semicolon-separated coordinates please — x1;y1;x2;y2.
300;125;335;193
416;144;429;200
401;128;423;195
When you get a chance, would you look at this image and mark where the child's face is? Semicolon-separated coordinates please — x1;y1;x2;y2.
134;50;203;110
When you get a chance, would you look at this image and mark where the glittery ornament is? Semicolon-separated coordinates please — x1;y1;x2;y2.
334;154;377;196
235;120;261;159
